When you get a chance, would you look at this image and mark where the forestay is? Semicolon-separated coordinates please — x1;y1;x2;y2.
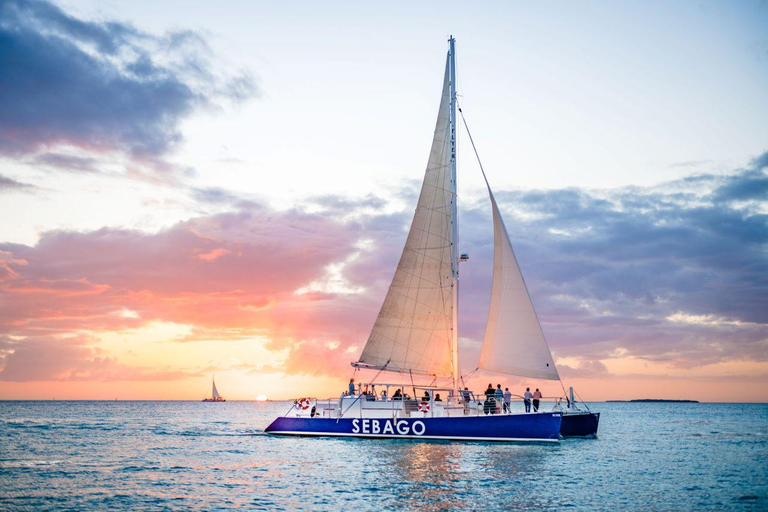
478;190;560;380
354;55;456;378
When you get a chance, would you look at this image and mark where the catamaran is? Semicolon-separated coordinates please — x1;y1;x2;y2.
202;375;226;402
266;37;598;441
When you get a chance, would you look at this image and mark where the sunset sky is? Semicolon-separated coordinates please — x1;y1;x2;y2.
1;0;766;402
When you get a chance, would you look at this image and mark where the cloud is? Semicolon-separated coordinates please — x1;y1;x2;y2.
0;203;369;342
751;150;768;170
0;0;256;179
0;335;198;381
0;157;766;381
0;174;36;193
669;159;714;168
457;156;768;369
712;169;768;203
558;360;609;379
191;186;258;209
32;152;100;173
305;194;388;216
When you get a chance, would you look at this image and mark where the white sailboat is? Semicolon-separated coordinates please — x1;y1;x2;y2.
266;37;596;441
203;375;226;402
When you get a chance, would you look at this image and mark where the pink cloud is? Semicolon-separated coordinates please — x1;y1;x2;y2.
0;204;383;378
6;277;111;296
195;248;231;262
0;335;198;382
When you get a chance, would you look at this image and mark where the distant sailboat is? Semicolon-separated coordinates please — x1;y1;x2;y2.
202;376;226;402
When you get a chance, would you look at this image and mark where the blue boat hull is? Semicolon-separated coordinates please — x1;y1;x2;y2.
560;412;600;438
265;412;562;442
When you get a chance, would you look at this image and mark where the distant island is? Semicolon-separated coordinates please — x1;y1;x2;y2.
606;399;699;403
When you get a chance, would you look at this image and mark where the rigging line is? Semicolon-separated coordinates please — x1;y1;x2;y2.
409;369;417;400
368;359;390;385
456;101;491;191
460;367;479;388
574;387;591;411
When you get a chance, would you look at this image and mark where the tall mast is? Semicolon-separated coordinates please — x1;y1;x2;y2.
449;36;460;391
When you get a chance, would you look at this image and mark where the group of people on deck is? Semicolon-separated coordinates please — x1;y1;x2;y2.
346;378;544;413
477;383;543;414
345;379;436;402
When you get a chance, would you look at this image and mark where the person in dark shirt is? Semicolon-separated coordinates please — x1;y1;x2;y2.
434;393;442;402
484;383;496;414
392;389;402;400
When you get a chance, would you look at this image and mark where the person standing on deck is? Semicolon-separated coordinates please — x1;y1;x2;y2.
484;383;496;415
524;387;533;413
533;388;542;412
495;385;503;414
348;378;355;395
503;387;512;413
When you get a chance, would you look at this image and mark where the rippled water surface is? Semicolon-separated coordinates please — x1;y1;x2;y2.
1;401;766;510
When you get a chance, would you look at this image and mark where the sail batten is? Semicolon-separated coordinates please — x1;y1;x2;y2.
477;191;560;381
354;53;456;378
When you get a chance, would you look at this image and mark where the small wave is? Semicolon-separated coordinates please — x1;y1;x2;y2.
0;460;65;468
118;465;162;472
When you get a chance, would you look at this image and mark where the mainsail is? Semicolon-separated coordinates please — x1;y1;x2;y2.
212;378;221;399
478;190;560;380
353;53;456;378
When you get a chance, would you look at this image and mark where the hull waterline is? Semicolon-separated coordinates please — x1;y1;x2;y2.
266;412;562;443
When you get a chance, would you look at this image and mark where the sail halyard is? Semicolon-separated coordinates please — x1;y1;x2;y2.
353;44;457;380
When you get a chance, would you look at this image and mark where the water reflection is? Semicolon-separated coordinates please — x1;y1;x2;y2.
360;439;559;509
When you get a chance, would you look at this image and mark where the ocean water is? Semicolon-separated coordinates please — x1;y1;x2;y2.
0;401;766;510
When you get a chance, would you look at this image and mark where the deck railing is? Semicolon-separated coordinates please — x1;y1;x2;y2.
287;392;571;419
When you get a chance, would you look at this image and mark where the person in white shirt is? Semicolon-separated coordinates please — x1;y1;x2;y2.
503;387;512;413
523;387;533;413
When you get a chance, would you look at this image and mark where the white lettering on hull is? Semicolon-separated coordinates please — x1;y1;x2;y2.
351;419;426;436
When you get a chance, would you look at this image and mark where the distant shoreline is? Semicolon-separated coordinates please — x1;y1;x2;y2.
606;399;700;403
